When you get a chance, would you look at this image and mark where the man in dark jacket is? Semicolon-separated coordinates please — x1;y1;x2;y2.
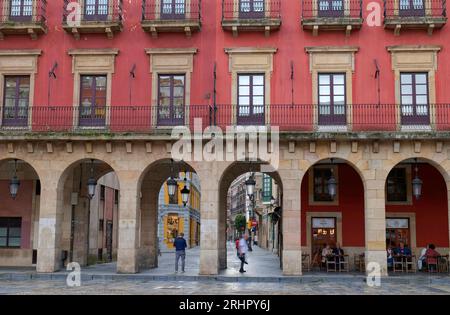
174;233;187;273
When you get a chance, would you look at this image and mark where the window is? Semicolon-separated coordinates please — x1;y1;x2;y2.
386;168;408;202
237;74;265;125
399;0;425;17
79;75;107;127
318;0;344;17
400;73;429;126
100;185;105;201
9;0;33;21
318;73;346;126
313;168;334;202
84;0;109;21
0;218;22;248
161;0;186;19
262;174;272;203
3;75;30;127
239;0;264;18
158;74;185;126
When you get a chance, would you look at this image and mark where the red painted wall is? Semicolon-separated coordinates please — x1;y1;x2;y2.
301;164;450;248
300;164;365;247
1;1;449;129
0;180;33;249
386;164;450;247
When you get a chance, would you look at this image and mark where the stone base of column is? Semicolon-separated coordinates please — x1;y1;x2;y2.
117;249;139;274
365;250;388;276
282;249;302;276
36;248;60;273
199;249;219;275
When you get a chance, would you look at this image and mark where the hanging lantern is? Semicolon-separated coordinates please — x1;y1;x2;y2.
412;159;422;200
87;159;97;200
245;175;256;198
167;177;178;197
327;159;337;199
9;159;20;200
181;178;190;206
270;196;276;206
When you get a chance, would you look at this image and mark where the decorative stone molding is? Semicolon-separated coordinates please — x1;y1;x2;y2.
225;47;277;126
145;48;197;127
387;45;440;131
0;50;42;129
305;46;358;130
68;49;119;129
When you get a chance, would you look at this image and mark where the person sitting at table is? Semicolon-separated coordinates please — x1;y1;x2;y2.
387;244;394;269
333;243;345;267
424;244;440;272
418;244;429;271
321;244;333;268
395;242;412;256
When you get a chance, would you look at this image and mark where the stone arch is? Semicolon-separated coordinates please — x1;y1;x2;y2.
300;157;366;270
135;158;200;271
383;156;450;259
217;160;284;271
0;158;42;268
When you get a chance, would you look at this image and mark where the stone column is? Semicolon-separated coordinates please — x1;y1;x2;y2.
279;168;303;276
138;179;159;269
36;173;63;273
198;164;221;275
117;176;140;273
364;166;388;276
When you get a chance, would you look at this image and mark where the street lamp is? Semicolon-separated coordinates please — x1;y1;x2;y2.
180;177;190;207
245;174;256;198
328;159;337;199
166;159;178;198
87;159;97;200
270;196;277;206
9;159;20;200
412;158;423;200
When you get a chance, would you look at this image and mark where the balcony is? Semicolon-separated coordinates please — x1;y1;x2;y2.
0;0;47;40
141;0;201;38
222;0;281;37
2;104;450;137
62;0;123;39
384;0;447;35
301;0;363;36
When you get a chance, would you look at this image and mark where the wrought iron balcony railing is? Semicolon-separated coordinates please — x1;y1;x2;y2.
222;0;281;35
62;0;123;39
0;0;47;39
383;0;447;34
301;0;363;35
1;104;450;134
142;0;201;37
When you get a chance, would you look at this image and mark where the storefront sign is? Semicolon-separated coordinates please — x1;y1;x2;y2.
386;218;409;229
312;218;335;229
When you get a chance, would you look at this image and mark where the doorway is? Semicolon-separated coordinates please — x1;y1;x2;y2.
311;217;337;265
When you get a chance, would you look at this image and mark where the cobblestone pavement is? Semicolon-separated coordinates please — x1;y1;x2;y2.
1;243;450;294
1;278;450;295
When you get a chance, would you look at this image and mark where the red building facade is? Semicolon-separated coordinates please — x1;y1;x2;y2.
0;0;449;275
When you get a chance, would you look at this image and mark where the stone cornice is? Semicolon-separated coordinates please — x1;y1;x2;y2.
68;49;120;56
0;49;42;56
145;48;198;55
386;45;441;52
224;47;277;54
305;46;359;53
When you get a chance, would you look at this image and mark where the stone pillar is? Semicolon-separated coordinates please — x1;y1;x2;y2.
364;172;388;276
198;165;221;275
138;179;159;269
280;169;303;276
218;188;227;270
117;176;140;273
37;174;63;273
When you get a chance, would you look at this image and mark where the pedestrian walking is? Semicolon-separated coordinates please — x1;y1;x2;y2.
238;234;249;273
173;233;187;273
